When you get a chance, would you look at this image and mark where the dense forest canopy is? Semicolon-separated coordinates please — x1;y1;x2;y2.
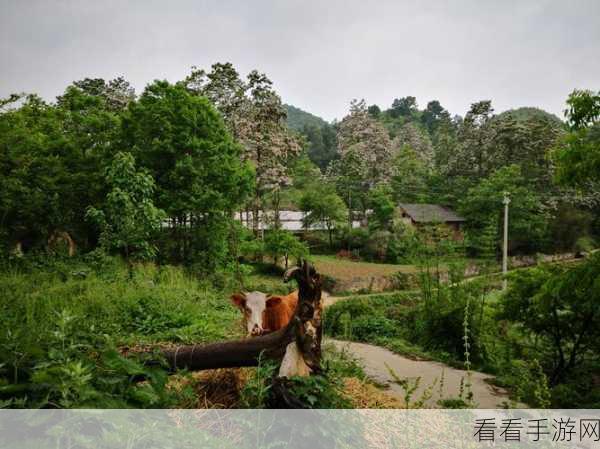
287;93;598;257
1;63;599;267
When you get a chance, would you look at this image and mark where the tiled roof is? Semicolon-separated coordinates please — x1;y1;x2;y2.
398;203;466;223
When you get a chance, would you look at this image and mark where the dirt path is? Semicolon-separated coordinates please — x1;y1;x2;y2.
327;338;517;408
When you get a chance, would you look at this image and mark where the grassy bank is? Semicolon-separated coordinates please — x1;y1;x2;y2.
0;255;244;408
323;270;600;409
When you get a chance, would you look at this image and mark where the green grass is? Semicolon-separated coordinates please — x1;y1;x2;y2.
0;256;244;408
1;261;242;345
240;262;296;295
310;254;421;278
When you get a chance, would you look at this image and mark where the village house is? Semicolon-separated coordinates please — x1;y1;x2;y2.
398;203;466;240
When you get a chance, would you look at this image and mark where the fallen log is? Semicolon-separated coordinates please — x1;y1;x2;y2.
162;323;295;371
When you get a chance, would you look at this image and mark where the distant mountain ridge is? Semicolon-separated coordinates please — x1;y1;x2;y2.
284;104;329;131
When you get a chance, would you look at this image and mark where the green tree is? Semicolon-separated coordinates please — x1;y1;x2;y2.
367;104;381;118
449;100;495;180
336;99;394;184
465;218;498;260
390;146;430;203
549;203;594;251
276;155;322;208
263;229;308;269
393;122;434;164
554;89;600;186
442;101;563;198
563;89;600;130
326;152;366;224
502;253;600;385
0;90;121;252
55;82;124;239
389;96;418;119
368;185;396;230
421;100;451;135
183;63;301;232
459;165;547;255
86;152;165;262
300;183;348;248
58;77;135;112
122;80;253;266
0;95;65;250
300;122;338;171
332;99;394;218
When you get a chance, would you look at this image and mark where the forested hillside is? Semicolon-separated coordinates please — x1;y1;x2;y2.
284;104;328;131
284;104;338;171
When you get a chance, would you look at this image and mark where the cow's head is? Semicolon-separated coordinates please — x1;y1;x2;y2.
231;291;282;336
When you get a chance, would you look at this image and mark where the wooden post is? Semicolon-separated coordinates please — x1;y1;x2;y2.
502;192;510;290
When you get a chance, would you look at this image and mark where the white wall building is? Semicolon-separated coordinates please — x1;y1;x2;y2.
235;210;361;232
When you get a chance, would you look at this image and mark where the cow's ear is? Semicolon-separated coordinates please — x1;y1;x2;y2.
266;296;282;308
231;293;246;308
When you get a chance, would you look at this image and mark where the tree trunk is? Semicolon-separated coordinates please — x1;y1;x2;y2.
163;325;295;371
273;188;281;230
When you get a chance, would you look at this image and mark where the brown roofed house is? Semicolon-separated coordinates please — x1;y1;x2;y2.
398;203;466;240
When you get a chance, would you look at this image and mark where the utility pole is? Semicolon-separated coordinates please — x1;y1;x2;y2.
502;192;510;290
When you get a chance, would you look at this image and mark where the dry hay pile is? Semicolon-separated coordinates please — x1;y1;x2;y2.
342;377;404;409
168;368;252;408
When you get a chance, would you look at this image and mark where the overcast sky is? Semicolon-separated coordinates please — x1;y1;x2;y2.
1;0;598;121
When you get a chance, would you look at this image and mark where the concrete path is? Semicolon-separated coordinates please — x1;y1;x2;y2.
327;338;517;408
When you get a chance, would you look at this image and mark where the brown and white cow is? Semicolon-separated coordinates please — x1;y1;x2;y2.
231;290;298;336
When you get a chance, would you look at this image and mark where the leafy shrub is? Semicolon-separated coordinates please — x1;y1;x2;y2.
239;346;362;409
283;374;352;408
239;356;278;408
124;295;193;335
335;222;427;264
363;230;391;261
82;248;120;275
336;227;369;254
385;223;424;263
299;231;331;254
574;236;595;254
495;359;550;408
347;315;397;340
325;271;493;366
0;308;173;408
389;271;419;290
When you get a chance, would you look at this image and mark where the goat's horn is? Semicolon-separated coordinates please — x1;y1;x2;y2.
283;266;300;282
